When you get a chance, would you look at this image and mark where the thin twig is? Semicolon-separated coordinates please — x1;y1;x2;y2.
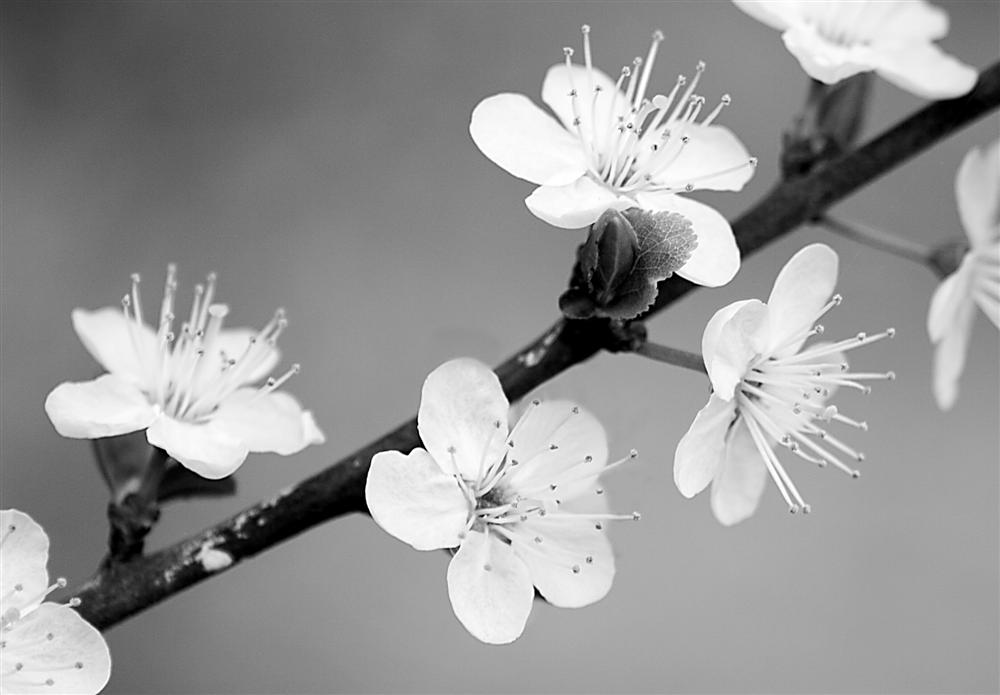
73;61;1000;632
820;215;933;265
632;342;707;374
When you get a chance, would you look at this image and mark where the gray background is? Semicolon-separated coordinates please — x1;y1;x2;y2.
2;1;998;693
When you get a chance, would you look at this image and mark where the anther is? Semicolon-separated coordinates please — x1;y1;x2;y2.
748;156;758;167
67;598;81;607
584;455;593;463
789;505;799;514
483;563;492;572
571;565;581;574
814;325;825;335
631;512;641;521
851;470;861;479
802;504;812;514
886;371;896;380
571;406;580;414
695;60;706;72
595;522;603;530
585;555;594;564
832;294;843;305
563;47;574;57
886;327;896;338
534;536;542;543
581;24;590;34
595;488;604;495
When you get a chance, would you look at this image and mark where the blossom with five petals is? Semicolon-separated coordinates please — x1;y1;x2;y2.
928;140;1000;410
1;509;111;695
674;244;895;525
45;266;325;480
732;0;977;99
470;25;756;287
365;358;638;644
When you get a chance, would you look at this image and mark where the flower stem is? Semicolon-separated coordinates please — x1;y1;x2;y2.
633;341;706;374
820;215;933;266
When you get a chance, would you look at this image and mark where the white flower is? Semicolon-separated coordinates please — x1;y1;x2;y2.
1;509;111;695
470;25;757;287
928;140;1000;410
365;358;638;644
732;0;977;99
674;244;895;525
45;266;325;480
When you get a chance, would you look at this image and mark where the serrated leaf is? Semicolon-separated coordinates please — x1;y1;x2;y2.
560;207;695;321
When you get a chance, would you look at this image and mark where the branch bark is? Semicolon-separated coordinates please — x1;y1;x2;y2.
74;62;1000;631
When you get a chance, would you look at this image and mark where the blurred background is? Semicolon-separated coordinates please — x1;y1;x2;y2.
2;2;997;693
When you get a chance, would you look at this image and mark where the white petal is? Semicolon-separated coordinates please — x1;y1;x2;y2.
0;603;111;695
512;511;615;608
927;263;972;342
932;297;976;410
731;0;799;32
417;358;509;482
704;300;770;400
877;0;949;41
446;529;534;644
470;94;588;186
541;63;622;139
146;417;249;479
365;449;470;551
701;299;761;385
871;42;978;99
0;510;50;616
674;395;737;498
71;307;158;387
766;243;839;356
710;420;768;526
955;140;1000;248
634;193;740;287
782;24;874;84
44;374;157;440
525;178;630;229
209;388;324;455
655;124;755;192
502;400;608;499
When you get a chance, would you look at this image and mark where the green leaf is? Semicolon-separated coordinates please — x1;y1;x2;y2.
561;208;695;321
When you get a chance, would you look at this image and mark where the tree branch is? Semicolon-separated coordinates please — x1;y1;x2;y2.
74;62;1000;631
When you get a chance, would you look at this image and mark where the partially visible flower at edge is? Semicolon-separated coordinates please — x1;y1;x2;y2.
674;244;895;525
44;266;325;480
732;0;978;99
470;25;757;288
365;358;639;644
1;509;111;695
928;139;1000;410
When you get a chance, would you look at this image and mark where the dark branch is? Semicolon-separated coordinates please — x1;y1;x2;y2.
74;62;1000;631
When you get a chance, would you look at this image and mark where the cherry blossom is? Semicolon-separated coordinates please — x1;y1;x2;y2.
470;25;756;287
674;244;895;524
732;0;977;98
928;140;1000;409
45;266;324;479
1;509;111;694
365;358;638;643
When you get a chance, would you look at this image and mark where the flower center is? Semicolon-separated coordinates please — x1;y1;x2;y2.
734;294;896;513
121;266;299;423
560;26;756;196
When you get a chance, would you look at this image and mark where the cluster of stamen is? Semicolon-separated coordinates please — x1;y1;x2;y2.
121;265;299;422
561;25;756;195
445;400;639;575
735;294;895;513
1;524;89;688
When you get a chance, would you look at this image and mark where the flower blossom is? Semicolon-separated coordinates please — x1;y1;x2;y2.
732;0;977;99
470;25;757;287
1;509;111;694
45;266;325;480
674;244;895;525
928;140;1000;410
365;358;638;644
